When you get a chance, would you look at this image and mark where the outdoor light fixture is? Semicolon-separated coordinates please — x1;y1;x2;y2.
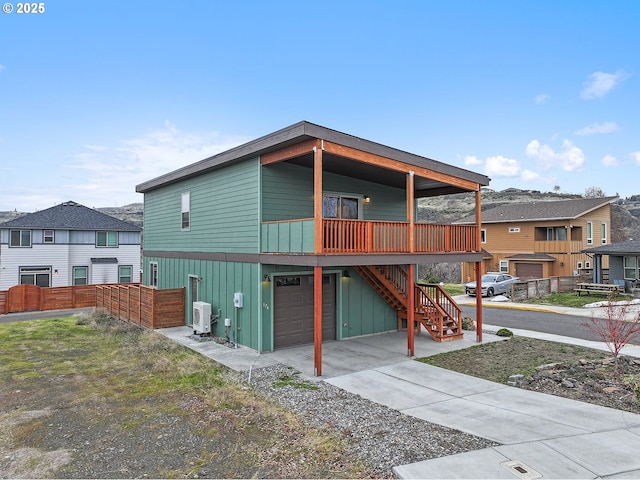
363;195;371;203
263;274;271;282
343;270;350;278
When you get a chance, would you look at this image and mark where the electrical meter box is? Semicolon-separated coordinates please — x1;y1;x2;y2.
233;292;243;308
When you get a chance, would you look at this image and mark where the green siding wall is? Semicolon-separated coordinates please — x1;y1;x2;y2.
144;256;262;351
261;163;407;222
144;159;261;253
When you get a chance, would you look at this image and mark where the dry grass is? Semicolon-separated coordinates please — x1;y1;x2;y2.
0;313;371;479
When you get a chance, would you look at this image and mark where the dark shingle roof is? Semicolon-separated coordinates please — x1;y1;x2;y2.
0;201;141;231
583;240;640;255
454;196;618;224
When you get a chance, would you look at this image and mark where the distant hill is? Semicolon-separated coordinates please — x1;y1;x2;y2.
2;191;640;241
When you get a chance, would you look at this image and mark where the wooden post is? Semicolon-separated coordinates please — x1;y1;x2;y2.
313;145;323;254
475;190;483;342
407;263;415;356
407;171;415;253
313;266;323;376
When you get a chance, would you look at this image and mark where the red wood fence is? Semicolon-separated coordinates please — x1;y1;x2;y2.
0;283;185;330
95;284;185;329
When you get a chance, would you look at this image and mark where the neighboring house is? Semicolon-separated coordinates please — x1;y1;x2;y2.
0;201;142;290
582;239;640;288
135;121;489;374
454;196;618;281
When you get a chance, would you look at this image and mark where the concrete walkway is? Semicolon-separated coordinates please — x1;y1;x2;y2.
159;299;640;479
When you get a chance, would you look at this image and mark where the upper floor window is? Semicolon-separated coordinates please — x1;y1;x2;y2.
10;229;31;247
44;230;55;243
96;231;118;247
181;192;190;230
480;229;486;243
545;227;567;241
323;194;361;219
508;227;520;233
601;223;607;244
586;222;593;245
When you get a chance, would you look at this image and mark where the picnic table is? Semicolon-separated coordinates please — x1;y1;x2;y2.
574;282;624;296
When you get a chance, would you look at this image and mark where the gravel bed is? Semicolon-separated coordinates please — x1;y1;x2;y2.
243;364;497;477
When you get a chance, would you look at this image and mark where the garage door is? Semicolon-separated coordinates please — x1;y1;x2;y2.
273;274;336;349
515;263;543;280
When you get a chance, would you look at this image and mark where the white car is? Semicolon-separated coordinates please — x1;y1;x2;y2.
465;273;519;297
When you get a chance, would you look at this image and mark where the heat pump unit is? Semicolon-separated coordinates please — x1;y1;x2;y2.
192;301;212;334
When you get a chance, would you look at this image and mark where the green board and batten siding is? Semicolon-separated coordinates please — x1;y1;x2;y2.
144;159;261;253
143;157;399;351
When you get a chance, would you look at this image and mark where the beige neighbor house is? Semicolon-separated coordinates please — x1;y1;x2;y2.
454;196;618;281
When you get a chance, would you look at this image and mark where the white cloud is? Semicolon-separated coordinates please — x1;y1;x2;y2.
631;151;640;165
574;121;619;136
525;139;555;170
485;155;519;177
534;94;550;105
580;71;627;100
464;155;482;166
602;154;617;167
526;139;585;172
558;140;585;172
66;122;249;206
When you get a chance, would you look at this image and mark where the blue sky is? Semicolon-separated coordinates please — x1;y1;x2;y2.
1;0;638;211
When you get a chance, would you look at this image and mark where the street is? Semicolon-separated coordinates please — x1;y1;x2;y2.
461;304;607;343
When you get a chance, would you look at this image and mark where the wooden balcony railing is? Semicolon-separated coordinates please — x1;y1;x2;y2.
261;219;478;254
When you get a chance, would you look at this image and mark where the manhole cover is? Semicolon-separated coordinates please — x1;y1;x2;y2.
500;460;542;479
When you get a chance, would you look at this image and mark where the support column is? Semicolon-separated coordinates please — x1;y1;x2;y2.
313;266;323;376
407;263;415;356
475;190;483;342
313;145;323;254
407;171;415;253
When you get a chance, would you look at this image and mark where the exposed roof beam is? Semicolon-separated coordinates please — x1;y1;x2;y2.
260;139;320;165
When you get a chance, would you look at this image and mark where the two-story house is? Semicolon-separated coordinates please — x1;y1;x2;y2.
454;196;618;282
0;201;142;290
135;121;489;375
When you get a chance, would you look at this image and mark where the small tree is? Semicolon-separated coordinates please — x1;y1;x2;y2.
583;295;640;369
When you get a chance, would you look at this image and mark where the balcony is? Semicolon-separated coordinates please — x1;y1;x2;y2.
261;219;478;254
533;240;584;254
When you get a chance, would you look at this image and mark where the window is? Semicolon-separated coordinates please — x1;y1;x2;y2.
586;222;593;245
44;230;55;243
481;229;486;243
20;266;51;287
601;223;607;244
577;261;583;269
624;256;639;280
545;227;567;241
181;192;190;230
119;265;132;283
149;262;158;287
73;266;88;285
96;231;118;247
323;194;361;219
508;227;520;233
499;260;509;273
585;261;591;269
10;229;31;247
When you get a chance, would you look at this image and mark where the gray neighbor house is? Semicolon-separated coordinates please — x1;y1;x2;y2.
135;121;490;375
0;201;142;290
583;239;640;291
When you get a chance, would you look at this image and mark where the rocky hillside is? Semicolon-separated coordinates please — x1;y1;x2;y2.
0;203;144;227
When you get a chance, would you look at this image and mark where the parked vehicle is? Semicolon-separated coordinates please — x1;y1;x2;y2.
465;273;519;297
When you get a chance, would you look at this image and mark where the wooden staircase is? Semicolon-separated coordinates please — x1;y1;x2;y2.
352;265;463;342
